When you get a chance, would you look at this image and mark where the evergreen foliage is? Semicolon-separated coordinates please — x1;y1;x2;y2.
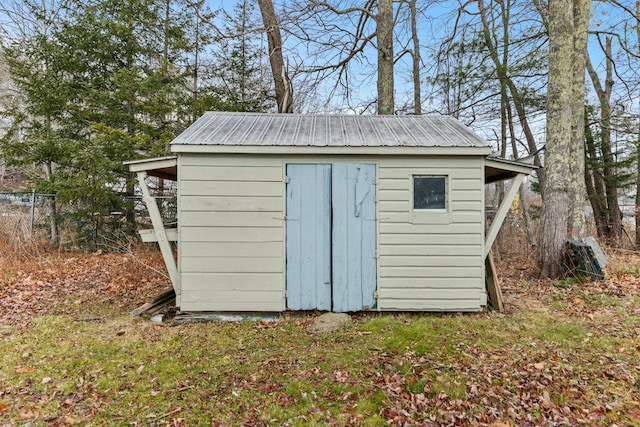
1;0;640;256
0;0;274;248
210;0;275;112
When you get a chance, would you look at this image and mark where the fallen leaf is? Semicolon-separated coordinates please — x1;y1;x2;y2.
18;410;38;420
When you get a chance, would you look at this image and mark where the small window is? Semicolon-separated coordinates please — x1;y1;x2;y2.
414;176;447;210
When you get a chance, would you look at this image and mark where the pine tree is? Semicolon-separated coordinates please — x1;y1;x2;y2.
1;23;72;246
1;0;191;247
210;0;274;112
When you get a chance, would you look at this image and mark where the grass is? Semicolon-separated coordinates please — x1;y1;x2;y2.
2;306;639;426
1;251;639;425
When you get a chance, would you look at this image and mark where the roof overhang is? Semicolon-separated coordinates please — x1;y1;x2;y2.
123;153;535;184
483;157;537;263
125;156;177;181
170;145;492;156
485;157;538;184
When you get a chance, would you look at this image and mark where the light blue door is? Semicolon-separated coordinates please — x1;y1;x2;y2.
286;163;376;312
286;164;332;310
332;164;377;312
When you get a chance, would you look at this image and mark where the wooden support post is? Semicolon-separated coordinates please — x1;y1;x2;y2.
137;171;179;291
485;251;504;312
485;173;524;258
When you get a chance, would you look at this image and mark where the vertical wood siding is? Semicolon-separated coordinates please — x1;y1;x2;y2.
286;164;332;310
377;156;486;311
178;154;285;311
286;163;377;312
331;163;377;312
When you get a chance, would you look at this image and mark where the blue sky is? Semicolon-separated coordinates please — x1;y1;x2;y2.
206;1;637;120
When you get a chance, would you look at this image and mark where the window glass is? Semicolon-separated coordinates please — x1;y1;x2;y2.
414;176;446;210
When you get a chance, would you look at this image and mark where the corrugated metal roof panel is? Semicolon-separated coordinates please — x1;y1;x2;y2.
171;112;489;148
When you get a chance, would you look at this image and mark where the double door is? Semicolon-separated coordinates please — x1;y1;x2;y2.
286;163;376;312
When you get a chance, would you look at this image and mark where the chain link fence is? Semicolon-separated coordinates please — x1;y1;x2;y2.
0;191;55;239
0;183;177;250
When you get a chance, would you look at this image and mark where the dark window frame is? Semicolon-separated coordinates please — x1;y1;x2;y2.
413;175;447;211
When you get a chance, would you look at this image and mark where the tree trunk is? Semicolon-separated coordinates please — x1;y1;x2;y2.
636;132;640;248
600;39;622;245
257;0;293;113
478;0;545;189
191;2;200;122
507;97;537;248
49;196;58;247
505;78;546;190
540;0;574;278
409;0;421;115
44;161;58;247
519;185;536;248
586;36;621;244
636;0;640;248
568;0;591;239
584;120;609;238
376;0;394;115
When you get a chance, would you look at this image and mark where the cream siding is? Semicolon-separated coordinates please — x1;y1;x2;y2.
178;154;285;311
377;156;486;311
176;153;486;313
126;114;539;313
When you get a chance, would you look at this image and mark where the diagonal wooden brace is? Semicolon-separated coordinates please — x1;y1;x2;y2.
484;173;525;258
137;171;179;290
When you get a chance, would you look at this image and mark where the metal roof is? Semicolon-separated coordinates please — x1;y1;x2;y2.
171;112;490;148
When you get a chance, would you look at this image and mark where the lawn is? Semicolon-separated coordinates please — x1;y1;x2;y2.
0;250;639;426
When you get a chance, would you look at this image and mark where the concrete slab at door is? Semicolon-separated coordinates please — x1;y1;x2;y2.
332;164;377;312
286;164;332;310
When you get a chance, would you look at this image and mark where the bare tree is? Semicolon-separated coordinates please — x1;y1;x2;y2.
257;0;293;113
409;0;421;114
585;37;622;244
0;0;70;42
476;0;546;186
279;0;402;114
475;0;539;247
376;0;394;114
636;0;640;248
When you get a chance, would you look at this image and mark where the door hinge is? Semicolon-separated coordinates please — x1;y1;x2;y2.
374;291;379;300
284;176;290;184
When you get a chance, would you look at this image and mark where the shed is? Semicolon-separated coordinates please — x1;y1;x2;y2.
127;112;536;313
